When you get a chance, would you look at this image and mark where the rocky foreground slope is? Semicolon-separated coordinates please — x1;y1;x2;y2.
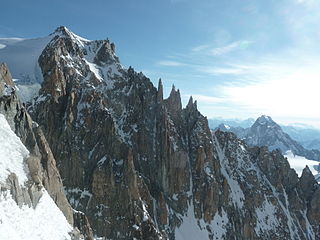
1;27;320;239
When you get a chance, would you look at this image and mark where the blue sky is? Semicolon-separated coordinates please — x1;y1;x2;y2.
1;0;320;127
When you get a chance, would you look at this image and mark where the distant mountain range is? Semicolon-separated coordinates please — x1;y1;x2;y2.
208;117;255;129
281;126;320;150
210;117;320;150
213;115;320;161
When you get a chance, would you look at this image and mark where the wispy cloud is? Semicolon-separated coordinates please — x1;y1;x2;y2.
210;40;253;56
190;40;253;56
157;40;253;70
157;60;187;67
191;44;210;52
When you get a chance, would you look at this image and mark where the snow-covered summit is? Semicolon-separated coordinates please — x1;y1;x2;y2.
0;26;120;103
50;26;94;50
52;26;91;42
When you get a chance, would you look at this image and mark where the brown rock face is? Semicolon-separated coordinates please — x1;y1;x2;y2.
73;210;94;240
9;28;318;239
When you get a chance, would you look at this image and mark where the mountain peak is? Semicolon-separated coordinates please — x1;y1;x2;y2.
187;96;193;106
256;115;274;124
252;115;278;128
157;78;163;103
251;115;284;137
51;26;90;43
53;26;70;34
51;26;74;38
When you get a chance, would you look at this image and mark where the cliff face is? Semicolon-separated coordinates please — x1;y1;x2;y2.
0;62;72;221
2;27;319;239
0;63;93;240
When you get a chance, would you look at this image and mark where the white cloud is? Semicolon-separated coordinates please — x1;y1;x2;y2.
218;58;320;127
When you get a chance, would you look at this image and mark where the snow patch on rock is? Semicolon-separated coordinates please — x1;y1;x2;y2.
175;202;209;240
210;208;229;239
215;136;245;209
175;202;229;240
254;200;280;235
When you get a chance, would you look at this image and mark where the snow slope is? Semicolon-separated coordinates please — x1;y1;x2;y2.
175;202;210;240
0;114;29;184
0;114;72;239
0;36;52;83
285;151;319;177
0;189;72;240
0;190;72;240
175;203;228;240
0;36;53;102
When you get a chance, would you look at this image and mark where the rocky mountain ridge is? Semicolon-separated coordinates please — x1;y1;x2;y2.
1;27;320;239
